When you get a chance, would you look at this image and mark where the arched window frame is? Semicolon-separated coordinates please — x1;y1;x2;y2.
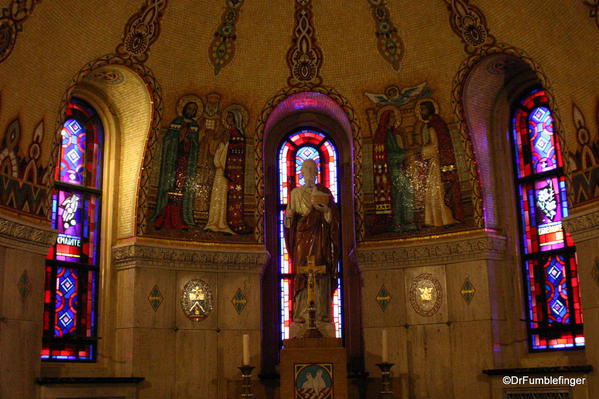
276;128;343;341
510;88;584;351
42;97;104;362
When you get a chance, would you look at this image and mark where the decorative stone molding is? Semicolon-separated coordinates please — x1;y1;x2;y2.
112;241;267;271
357;229;506;269
563;206;599;243
0;213;55;255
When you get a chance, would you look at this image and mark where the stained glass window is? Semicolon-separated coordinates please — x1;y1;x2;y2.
278;129;342;341
42;98;103;361
511;89;583;351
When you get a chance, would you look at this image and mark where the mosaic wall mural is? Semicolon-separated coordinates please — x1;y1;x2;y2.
209;0;245;75
0;0;42;64
367;0;404;70
0;111;50;218
363;83;474;238
568;102;599;205
140;92;254;242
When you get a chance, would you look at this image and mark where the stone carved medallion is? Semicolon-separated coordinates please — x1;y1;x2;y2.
409;273;443;317
180;279;213;321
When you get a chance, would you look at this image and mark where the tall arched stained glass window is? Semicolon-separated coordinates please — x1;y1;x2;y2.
511;89;584;351
42;98;104;361
278;129;342;340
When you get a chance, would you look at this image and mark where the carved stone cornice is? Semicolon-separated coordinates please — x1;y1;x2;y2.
0;212;56;255
112;241;267;272
563;205;599;243
357;229;506;270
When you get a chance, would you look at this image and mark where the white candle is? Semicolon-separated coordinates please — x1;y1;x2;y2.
382;329;388;363
242;334;250;365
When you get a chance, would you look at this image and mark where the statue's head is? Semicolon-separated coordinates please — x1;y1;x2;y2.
301;159;318;185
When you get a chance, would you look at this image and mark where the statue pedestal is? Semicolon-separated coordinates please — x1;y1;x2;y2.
280;337;347;399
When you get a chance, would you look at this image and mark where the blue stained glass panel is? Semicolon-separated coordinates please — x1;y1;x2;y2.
55;267;78;337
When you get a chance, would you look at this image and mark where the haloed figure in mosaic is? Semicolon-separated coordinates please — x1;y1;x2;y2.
152;97;201;229
417;99;463;227
205;127;234;234
284;159;339;337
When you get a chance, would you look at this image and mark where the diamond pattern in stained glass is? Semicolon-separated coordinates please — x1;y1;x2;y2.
67;148;81;163
548;265;561;282
60;277;74;292
60;313;73;328
552;301;565;317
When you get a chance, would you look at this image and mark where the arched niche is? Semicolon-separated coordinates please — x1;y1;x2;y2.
47;63;152;370
459;52;579;363
260;91;364;375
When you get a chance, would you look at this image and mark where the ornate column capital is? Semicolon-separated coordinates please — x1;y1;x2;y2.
357;229;506;270
0;212;56;255
112;240;267;272
563;205;599;243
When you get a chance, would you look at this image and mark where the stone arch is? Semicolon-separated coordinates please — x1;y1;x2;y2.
257;88;365;375
451;43;573;229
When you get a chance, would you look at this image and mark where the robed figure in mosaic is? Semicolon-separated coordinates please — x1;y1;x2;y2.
372;110;394;217
204;128;234;234
223;106;250;234
417;99;463;226
152;98;201;229
373;109;416;232
284;160;339;337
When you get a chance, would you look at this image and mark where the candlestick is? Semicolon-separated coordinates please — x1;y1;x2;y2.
238;365;255;399
382;329;388;363
242;334;250;365
376;362;394;397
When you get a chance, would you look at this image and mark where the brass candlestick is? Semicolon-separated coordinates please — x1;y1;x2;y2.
376;362;394;397
238;365;255;399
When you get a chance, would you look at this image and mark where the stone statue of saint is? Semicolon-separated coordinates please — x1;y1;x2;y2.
284;159;339;337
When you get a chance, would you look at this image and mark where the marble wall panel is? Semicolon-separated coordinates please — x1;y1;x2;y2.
361;269;406;328
0;319;41;399
175;329;218;399
407;324;453;399
446;259;491;322
131;328;176;399
217;271;260;331
134;267;176;329
449;320;494;399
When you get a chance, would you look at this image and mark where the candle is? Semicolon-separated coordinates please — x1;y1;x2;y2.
382;329;388;363
243;334;250;365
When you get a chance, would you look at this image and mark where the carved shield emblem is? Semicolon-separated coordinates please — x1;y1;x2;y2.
181;279;213;321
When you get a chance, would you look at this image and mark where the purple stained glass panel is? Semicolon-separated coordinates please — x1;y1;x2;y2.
528;107;558;174
59;119;86;185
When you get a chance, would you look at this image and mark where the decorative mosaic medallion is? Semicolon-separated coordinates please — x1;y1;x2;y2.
148;284;164;312
231;288;247;314
17;269;31;300
460;277;476;304
409;273;443;317
376;284;391;312
295;363;333;399
181;279;213;321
